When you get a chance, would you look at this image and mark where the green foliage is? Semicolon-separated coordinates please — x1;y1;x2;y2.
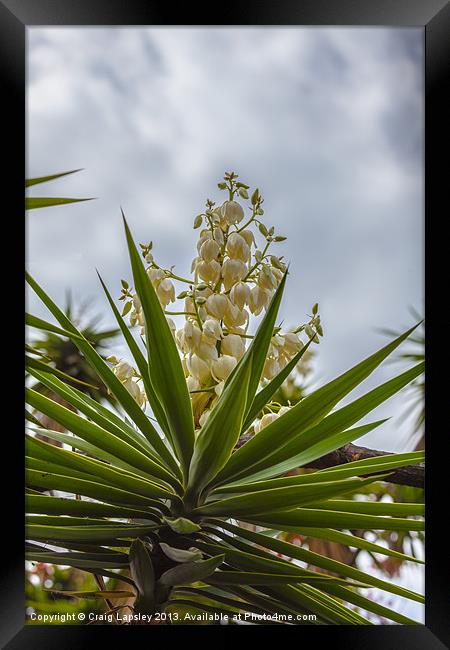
25;174;424;625
25;169;93;210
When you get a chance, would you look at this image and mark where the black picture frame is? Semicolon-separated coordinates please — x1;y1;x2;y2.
2;1;448;647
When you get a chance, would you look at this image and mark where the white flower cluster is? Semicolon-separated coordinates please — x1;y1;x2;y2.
117;172;322;426
106;356;146;408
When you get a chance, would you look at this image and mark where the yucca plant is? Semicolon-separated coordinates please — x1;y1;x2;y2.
25;172;424;625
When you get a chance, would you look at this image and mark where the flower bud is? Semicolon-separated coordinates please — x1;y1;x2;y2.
200;238;220;262
132;295;142;312
221;200;245;225
196;285;213;299
229;281;250;310
211;354;237;381
226;232;250;262
206;293;229;320
305;324;315;339
221;333;245;360
222;259;247;291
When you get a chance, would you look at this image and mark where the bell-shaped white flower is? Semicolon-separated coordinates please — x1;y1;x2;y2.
187;375;201;392
156;278;176;307
191;256;200;273
199;409;211;428
271;267;284;285
282;332;303;357
200;238;220;262
123;378;146;408
222;259;247;291
181;356;189;377
113;359;134;381
262;356;280;380
132;295;142;312
187;354;211;383
196;230;212;254
239;229;255;248
206;293;229;320
196;340;218;363
223;303;249;329
229;281;250;310
226;232;250;262
278;405;291;417
202;318;223;341
214;380;225;397
248;285;270;315
147;267;165;287
184;296;195;315
130;309;138;326
278;354;288;370
221;333;245;360
254;412;279;434
178;320;202;354
221;200;245;225
166;317;176;337
197;260;221;285
257;266;277;290
211;207;223;224
213;227;224;247
272;333;285;348
211;354;237;381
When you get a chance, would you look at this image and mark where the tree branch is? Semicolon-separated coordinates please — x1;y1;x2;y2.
234;437;424;488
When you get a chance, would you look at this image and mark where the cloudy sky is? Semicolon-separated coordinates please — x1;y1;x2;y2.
26;27;423;454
